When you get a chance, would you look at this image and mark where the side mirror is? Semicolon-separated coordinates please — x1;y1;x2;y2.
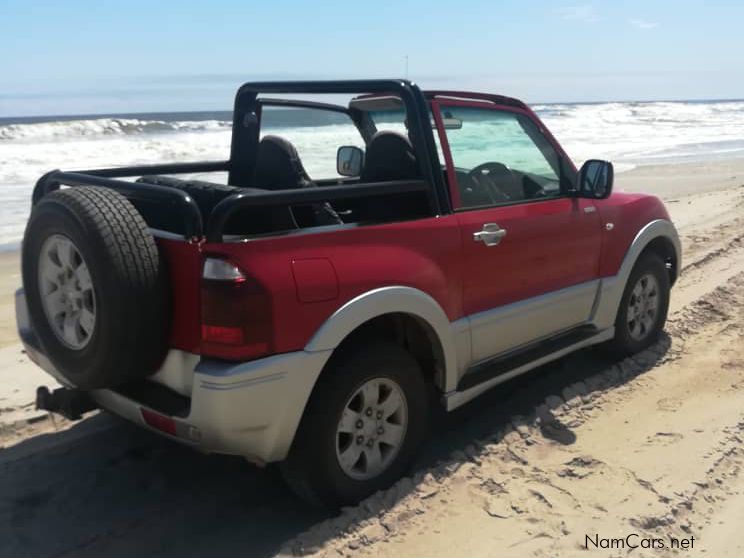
337;146;364;177
578;159;613;199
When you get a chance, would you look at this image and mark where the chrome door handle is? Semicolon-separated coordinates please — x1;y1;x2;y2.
473;223;507;246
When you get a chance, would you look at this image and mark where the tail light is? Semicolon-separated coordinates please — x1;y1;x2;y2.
141;408;177;436
200;257;273;360
202;258;246;282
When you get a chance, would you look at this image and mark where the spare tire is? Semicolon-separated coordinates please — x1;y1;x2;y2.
22;187;169;389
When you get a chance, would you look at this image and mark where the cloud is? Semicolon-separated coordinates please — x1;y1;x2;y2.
629;18;659;29
557;5;600;23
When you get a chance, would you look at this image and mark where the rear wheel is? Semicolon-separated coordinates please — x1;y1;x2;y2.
281;339;428;507
606;252;670;357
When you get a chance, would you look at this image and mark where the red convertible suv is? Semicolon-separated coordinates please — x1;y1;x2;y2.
17;80;680;506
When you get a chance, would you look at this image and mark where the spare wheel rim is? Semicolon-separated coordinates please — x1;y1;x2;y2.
37;234;96;350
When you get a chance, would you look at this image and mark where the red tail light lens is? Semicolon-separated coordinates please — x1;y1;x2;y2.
200;256;273;360
141;408;177;436
201;325;244;345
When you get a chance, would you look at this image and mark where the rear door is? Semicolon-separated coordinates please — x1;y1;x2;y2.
432;100;602;363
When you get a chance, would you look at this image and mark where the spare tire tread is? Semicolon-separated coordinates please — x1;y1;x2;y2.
137;175;241;197
65;187;158;287
22;187;169;389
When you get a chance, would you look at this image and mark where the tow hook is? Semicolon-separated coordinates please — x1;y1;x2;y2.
35;386;97;420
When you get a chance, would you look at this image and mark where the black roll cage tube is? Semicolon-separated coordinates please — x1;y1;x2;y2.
32;80;450;243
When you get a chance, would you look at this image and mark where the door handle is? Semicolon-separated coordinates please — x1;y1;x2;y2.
473;223;507;246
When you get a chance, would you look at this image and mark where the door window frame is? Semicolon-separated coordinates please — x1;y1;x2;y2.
431;98;576;212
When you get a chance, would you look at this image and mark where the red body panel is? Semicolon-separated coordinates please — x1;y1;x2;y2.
157;238;202;353
201;215;464;358
291;258;339;303
166;191;669;361
456;197;601;315
594;193;671;277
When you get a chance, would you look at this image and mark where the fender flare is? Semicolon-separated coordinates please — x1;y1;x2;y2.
592;218;681;329
617;219;681;283
304;286;459;387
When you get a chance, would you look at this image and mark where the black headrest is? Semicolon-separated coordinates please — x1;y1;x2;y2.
253;135;311;190
360;131;420;182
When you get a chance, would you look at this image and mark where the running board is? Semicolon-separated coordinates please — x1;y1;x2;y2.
444;326;614;411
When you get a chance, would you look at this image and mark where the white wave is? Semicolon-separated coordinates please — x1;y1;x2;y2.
0;118;231;142
535;100;744;166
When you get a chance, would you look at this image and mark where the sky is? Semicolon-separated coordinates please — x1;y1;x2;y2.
1;0;743;116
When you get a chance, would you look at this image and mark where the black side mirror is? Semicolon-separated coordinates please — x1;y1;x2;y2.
578;159;613;199
337;146;364;177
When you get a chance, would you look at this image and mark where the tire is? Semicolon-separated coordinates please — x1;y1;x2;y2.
280;339;429;507
605;252;670;357
137;175;243;211
22;187;169;389
136;176;244;233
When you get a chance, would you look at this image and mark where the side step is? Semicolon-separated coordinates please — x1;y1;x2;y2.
457;325;600;392
36;386;98;420
445;325;614;411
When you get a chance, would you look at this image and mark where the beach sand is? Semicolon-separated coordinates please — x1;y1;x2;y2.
0;251;21;348
616;156;744;198
0;159;743;557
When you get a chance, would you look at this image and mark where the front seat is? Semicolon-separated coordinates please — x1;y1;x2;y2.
355;131;426;222
360;131;421;182
253;135;342;227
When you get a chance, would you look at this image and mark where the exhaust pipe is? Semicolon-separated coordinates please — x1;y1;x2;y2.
36;386;97;420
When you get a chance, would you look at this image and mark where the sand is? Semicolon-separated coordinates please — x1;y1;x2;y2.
0;251;21;348
0;158;743;557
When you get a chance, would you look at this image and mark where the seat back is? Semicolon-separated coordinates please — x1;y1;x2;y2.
253;135;313;190
253;135;341;227
360;131;421;182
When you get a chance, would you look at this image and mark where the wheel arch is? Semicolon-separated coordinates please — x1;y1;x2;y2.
593;219;681;329
640;235;679;286
617;219;681;287
304;286;460;392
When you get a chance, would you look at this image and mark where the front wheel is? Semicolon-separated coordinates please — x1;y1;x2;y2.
280;339;428;507
606;252;670;357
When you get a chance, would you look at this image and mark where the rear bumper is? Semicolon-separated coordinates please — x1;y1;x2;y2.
16;288;331;463
93;351;330;463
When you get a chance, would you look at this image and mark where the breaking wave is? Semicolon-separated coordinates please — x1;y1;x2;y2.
0;118;231;142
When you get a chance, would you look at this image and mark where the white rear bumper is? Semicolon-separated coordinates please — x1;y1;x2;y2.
16;288;331;463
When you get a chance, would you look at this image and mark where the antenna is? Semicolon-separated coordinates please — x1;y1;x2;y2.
404;55;409;79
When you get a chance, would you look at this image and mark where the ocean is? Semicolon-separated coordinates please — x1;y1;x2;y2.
1;99;743;249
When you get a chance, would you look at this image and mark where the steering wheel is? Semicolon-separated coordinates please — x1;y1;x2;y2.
468;162;515;203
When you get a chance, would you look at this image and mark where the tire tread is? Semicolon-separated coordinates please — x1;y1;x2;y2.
22;186;168;388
